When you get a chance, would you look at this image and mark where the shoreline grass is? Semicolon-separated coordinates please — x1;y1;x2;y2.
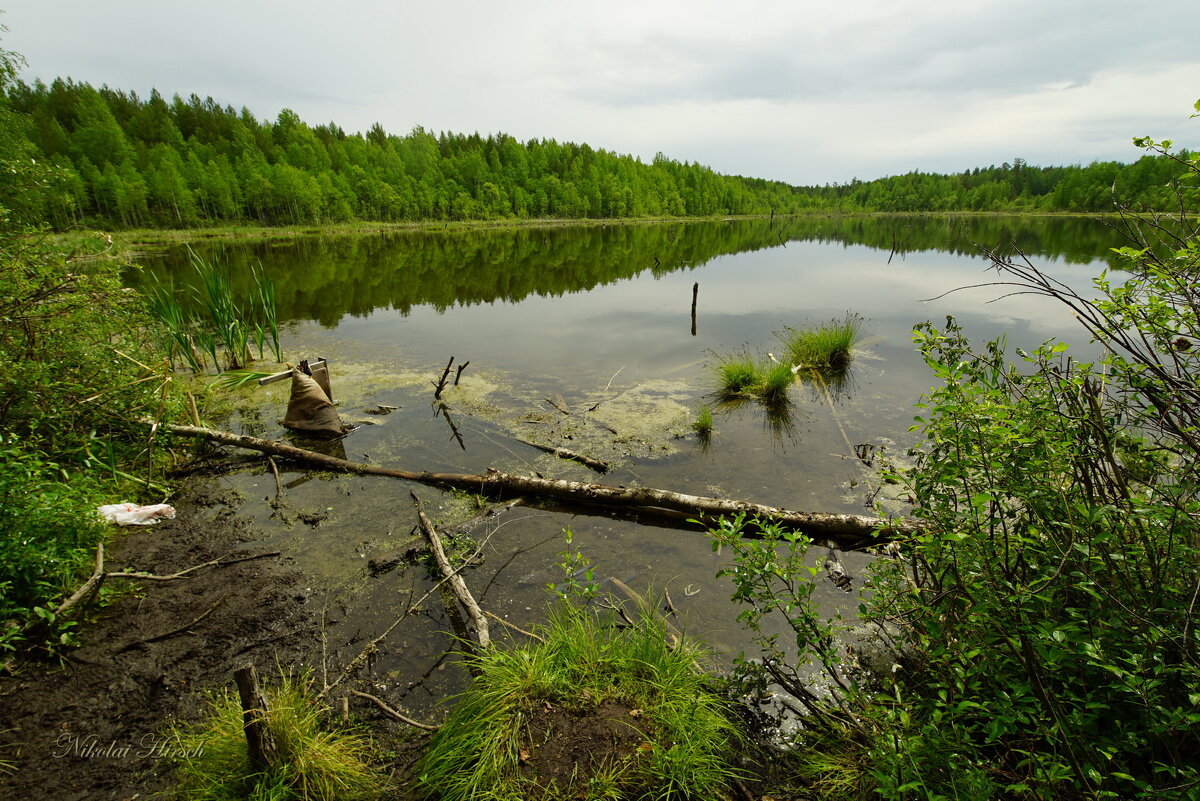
168;672;386;801
416;603;742;800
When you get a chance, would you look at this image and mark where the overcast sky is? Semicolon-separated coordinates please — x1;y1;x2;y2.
4;1;1198;185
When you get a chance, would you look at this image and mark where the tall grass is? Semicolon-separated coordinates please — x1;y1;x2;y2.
416;603;742;800
779;313;864;370
168;672;386;801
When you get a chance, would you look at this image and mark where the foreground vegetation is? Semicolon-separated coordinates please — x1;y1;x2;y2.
0;40;181;654
169;674;386;801
712;128;1200;799
417;603;741;800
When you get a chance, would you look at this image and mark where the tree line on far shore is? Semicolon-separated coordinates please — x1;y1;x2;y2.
3;77;1195;230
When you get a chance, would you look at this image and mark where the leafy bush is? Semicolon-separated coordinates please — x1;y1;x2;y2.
1;51;181;650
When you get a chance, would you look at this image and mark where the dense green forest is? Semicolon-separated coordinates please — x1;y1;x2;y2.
2;77;1195;230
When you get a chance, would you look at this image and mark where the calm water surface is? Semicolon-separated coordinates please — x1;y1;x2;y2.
134;216;1120;708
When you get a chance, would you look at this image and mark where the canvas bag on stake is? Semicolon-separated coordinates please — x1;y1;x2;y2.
281;369;346;437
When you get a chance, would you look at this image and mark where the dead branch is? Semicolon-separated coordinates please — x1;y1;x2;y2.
160;422;920;547
369;498;524;576
433;357;454;399
115;596;226;652
235;665;279;770
454;360;470;386
105;550;281;582
321;539;488;699
349;690;439;732
544;394;571;415
512;436;609;473
412;492;491;649
31;542;106;632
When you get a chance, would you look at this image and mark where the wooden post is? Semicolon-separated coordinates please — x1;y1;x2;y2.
234;665;279;771
690;282;699;337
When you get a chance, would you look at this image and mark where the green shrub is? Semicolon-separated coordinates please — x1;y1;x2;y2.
416;603;742;800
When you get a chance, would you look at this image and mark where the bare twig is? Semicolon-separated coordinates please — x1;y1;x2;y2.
433;357;454;399
105;551;280;582
350;690;439;732
512;436;609;473
484;610;544;642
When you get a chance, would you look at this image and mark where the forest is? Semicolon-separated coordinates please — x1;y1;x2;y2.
3;77;1196;230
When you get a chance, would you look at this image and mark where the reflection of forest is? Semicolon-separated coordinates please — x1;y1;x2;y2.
130;216;1129;325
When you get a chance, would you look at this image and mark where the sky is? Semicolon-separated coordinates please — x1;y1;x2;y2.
4;0;1198;186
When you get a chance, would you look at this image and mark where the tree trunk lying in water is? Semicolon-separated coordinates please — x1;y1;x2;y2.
164;423;920;548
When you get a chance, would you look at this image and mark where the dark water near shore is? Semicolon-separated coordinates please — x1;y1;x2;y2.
131;215;1122;709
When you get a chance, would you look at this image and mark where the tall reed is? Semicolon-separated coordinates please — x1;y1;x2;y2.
144;249;282;373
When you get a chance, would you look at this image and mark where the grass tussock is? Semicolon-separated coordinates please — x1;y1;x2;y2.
167;673;387;801
416;603;742;800
779;313;865;371
711;349;797;403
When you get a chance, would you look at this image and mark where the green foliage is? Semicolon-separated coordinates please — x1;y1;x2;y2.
416;603;742;800
707;114;1200;800
168;672;387;801
690;406;714;437
4;77;814;230
549;527;598;603
0;36;184;652
713;350;764;399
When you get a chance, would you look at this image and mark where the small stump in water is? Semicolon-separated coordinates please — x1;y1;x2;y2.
415;603;742;800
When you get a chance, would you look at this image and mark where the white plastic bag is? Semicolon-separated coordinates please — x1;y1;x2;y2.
97;503;177;526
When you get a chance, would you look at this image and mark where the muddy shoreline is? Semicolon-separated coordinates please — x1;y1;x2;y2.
0;481;354;800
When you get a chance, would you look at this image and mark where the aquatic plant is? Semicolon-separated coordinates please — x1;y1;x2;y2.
713;350;763;399
779;313;864;370
168;672;386;801
416;603;741;800
145;251;282;373
759;361;796;405
691;405;714;436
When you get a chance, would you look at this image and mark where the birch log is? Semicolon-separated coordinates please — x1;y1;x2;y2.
162;423;919;547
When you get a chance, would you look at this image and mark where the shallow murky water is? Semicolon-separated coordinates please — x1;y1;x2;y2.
133;216;1119;709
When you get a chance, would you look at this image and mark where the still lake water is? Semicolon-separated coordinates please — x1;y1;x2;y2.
132;216;1121;708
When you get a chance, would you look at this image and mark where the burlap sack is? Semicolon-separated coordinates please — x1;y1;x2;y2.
281;371;346;437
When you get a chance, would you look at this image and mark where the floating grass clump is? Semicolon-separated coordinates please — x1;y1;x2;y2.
711;349;797;406
692;405;714;436
779;313;865;371
759;361;797;405
416;604;742;800
168;673;386;801
714;350;763;398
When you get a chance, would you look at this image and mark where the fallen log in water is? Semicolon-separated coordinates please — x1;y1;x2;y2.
161;423;920;548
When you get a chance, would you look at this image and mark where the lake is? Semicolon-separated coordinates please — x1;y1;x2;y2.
130;215;1121;710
